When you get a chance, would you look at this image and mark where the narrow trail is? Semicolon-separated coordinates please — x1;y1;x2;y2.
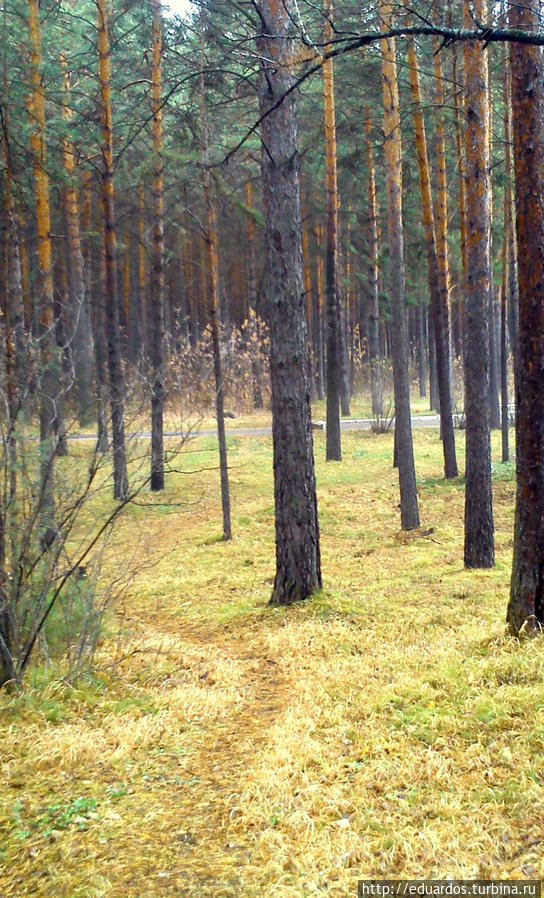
120;608;292;897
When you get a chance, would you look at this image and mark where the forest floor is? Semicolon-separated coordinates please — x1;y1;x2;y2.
2;417;544;897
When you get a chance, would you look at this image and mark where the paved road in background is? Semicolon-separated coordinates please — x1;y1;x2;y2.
69;414;442;442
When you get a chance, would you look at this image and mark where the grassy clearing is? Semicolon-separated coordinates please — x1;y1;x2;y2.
1;424;543;897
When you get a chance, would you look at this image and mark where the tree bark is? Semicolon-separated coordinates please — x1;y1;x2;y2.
314;224;326;402
150;0;166;491
257;0;322;604
27;0;57;541
245;179;264;410
462;0;494;568
200;13;231;541
449;0;467;367
407;36;458;479
499;233;509;464
380;0;419;530
323;0;342;459
507;0;544;634
137;183;148;360
364;106;383;418
60;55;94;428
432;36;452;375
302;215;316;402
503;61;519;388
82;172;108;450
97;0;128;500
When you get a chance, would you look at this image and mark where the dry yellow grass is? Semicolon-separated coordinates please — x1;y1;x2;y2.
1;425;543;897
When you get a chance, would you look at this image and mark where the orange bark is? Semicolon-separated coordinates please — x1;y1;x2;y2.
432;38;451;324
27;0;58;532
323;0;344;456
27;0;53;335
364;105;382;417
380;0;419;529
407;37;457;479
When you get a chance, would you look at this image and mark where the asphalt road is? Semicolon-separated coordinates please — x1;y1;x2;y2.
68;414;442;442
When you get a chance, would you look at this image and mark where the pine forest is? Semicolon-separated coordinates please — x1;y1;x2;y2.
2;0;544;894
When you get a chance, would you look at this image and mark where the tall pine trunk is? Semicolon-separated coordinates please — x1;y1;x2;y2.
150;0;165;491
380;0;419;530
314;225;326;402
97;0;128;500
257;0;321;604
245;179;264;410
323;0;342;459
27;0;57;541
364;106;383;418
507;0;544;633
407;36;457;479
503;62;519;388
462;0;494;568
450;0;467;367
200;14;231;541
60;55;94;428
302;216;316;403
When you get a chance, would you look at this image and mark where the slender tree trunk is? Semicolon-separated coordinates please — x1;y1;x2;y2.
94;224;110;452
432;34;452;378
417;299;427;399
314;225;326;401
323;0;342;459
2;142;26;430
0;127;19;683
27;0;57;541
450;0;467;366
200;17;231;541
487;95;501;432
199;234;207;330
428;307;438;412
407;36;458;479
137;183;148;360
97;0;128;500
177;231;190;344
345;219;356;396
500;235;509;464
364;107;383;418
302;216;316;402
122;233;131;354
380;0;419;530
507;0;544;634
187;233;199;349
245;179;264;410
503;62;519;388
463;0;494;568
150;0;165;491
81;172;108;448
5;215;25;429
257;0;321;604
52;243;69;456
338;286;351;416
60;56;93;428
18;214;31;334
